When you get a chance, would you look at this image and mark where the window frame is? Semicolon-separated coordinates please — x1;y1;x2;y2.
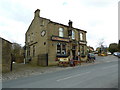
80;33;83;41
28;35;30;42
33;45;35;57
57;43;61;55
59;28;64;37
31;33;34;42
57;43;66;55
72;30;75;39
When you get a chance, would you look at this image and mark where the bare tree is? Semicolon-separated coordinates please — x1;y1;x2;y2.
98;38;105;47
11;42;24;63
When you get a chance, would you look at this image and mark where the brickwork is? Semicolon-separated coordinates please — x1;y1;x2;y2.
25;9;87;66
0;37;12;72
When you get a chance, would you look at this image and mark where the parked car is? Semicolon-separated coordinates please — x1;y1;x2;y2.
87;53;96;63
117;53;120;58
107;52;111;55
113;52;119;56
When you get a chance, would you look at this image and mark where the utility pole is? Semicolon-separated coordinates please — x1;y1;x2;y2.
10;54;13;71
118;40;120;52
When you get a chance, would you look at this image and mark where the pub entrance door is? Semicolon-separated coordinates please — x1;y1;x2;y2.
72;50;76;60
72;45;76;60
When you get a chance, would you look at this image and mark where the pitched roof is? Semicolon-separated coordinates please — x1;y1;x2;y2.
26;16;87;33
40;17;87;33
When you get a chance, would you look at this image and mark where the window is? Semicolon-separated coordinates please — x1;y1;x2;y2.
31;33;34;41
57;43;66;55
27;46;30;56
72;30;75;39
33;45;35;57
62;44;66;55
41;19;44;26
28;35;30;42
80;33;83;40
81;46;84;55
57;43;61;55
59;28;64;37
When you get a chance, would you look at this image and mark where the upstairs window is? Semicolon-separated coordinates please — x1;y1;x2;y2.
59;28;64;37
28;35;30;42
41;20;44;26
72;30;75;39
31;33;34;42
80;33;83;40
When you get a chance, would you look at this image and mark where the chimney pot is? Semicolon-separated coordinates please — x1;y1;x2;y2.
34;9;40;17
68;20;73;27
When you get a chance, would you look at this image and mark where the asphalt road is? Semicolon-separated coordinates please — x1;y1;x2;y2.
2;55;118;88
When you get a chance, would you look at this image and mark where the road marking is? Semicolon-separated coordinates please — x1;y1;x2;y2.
56;71;90;82
106;61;111;62
106;60;118;63
102;65;117;70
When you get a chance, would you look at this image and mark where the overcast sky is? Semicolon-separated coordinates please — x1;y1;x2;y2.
0;0;119;49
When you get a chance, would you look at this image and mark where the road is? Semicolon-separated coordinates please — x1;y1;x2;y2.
2;55;118;88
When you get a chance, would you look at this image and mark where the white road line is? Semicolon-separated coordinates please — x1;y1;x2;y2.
106;61;111;62
102;65;117;69
56;71;90;82
106;60;118;63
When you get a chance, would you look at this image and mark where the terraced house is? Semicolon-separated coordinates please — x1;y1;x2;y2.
25;9;87;66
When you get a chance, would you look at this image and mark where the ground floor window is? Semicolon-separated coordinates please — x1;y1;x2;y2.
57;43;61;55
33;45;35;57
81;46;84;56
57;43;66;55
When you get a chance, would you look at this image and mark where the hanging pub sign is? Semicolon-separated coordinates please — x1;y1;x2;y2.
51;36;70;42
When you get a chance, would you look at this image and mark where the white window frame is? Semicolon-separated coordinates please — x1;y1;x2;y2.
72;30;75;39
59;28;64;37
80;33;83;40
56;43;66;55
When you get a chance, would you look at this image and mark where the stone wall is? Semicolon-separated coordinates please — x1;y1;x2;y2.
1;38;12;73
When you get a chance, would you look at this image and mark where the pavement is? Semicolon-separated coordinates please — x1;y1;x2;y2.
2;55;118;82
2;55;118;88
2;55;100;82
2;63;71;82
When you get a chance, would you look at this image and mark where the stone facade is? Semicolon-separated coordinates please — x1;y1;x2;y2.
25;9;87;66
0;37;12;72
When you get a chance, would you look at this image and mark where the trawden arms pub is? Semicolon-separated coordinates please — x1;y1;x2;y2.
25;9;87;66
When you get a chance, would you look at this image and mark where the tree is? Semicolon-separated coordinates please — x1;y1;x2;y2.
108;43;118;54
96;38;105;48
96;39;107;55
11;42;24;63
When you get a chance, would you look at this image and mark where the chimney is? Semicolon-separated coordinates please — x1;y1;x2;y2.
68;20;73;36
34;9;40;17
68;20;73;28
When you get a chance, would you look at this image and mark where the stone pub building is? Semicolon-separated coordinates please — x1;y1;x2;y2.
25;9;87;66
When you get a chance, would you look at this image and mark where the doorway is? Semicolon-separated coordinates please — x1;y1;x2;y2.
72;45;76;60
72;50;76;60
